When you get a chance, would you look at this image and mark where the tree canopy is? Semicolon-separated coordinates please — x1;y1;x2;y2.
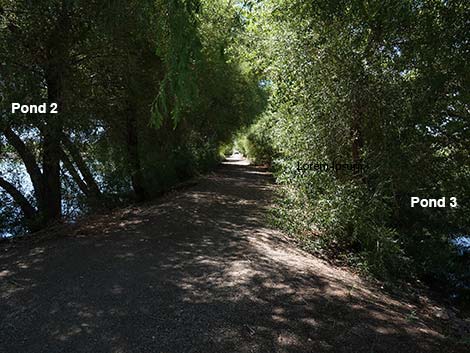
0;0;265;233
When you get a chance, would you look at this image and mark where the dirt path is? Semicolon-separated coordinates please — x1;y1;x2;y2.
0;158;461;352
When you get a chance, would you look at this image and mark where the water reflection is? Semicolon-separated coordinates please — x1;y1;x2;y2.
0;160;89;238
0;160;33;238
452;236;470;255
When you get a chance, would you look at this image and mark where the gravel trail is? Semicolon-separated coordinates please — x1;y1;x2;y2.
0;157;458;352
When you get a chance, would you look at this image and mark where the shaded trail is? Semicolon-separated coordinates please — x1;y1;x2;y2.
0;157;456;352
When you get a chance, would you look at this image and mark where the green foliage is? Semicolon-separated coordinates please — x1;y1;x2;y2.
236;113;276;165
218;142;234;158
0;0;265;235
152;0;202;128
240;0;470;286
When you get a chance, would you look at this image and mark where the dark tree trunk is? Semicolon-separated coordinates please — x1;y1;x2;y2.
42;129;62;222
59;148;90;196
38;0;76;224
0;176;37;223
61;134;101;197
2;127;45;210
126;106;147;201
42;66;63;223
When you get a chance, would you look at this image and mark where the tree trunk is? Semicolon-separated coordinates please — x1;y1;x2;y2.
42;130;62;223
126;106;147;201
38;0;76;224
2;127;45;210
42;66;63;223
59;148;90;196
61;133;101;197
0;176;37;223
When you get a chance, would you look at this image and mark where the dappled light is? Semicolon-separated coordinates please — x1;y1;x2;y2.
1;0;468;351
0;161;454;352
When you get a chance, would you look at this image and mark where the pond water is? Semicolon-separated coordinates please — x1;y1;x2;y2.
452;236;470;255
0;159;107;238
0;160;33;238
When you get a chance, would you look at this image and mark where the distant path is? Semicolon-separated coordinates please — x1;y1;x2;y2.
0;157;458;352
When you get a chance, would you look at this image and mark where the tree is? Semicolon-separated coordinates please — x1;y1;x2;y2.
240;0;469;280
0;0;108;228
0;0;265;234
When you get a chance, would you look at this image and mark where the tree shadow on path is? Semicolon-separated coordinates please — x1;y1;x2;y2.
0;157;461;353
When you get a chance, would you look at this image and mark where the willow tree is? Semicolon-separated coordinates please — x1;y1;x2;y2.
0;0;118;230
0;0;265;235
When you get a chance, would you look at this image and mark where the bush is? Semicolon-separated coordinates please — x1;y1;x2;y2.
236;113;276;165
